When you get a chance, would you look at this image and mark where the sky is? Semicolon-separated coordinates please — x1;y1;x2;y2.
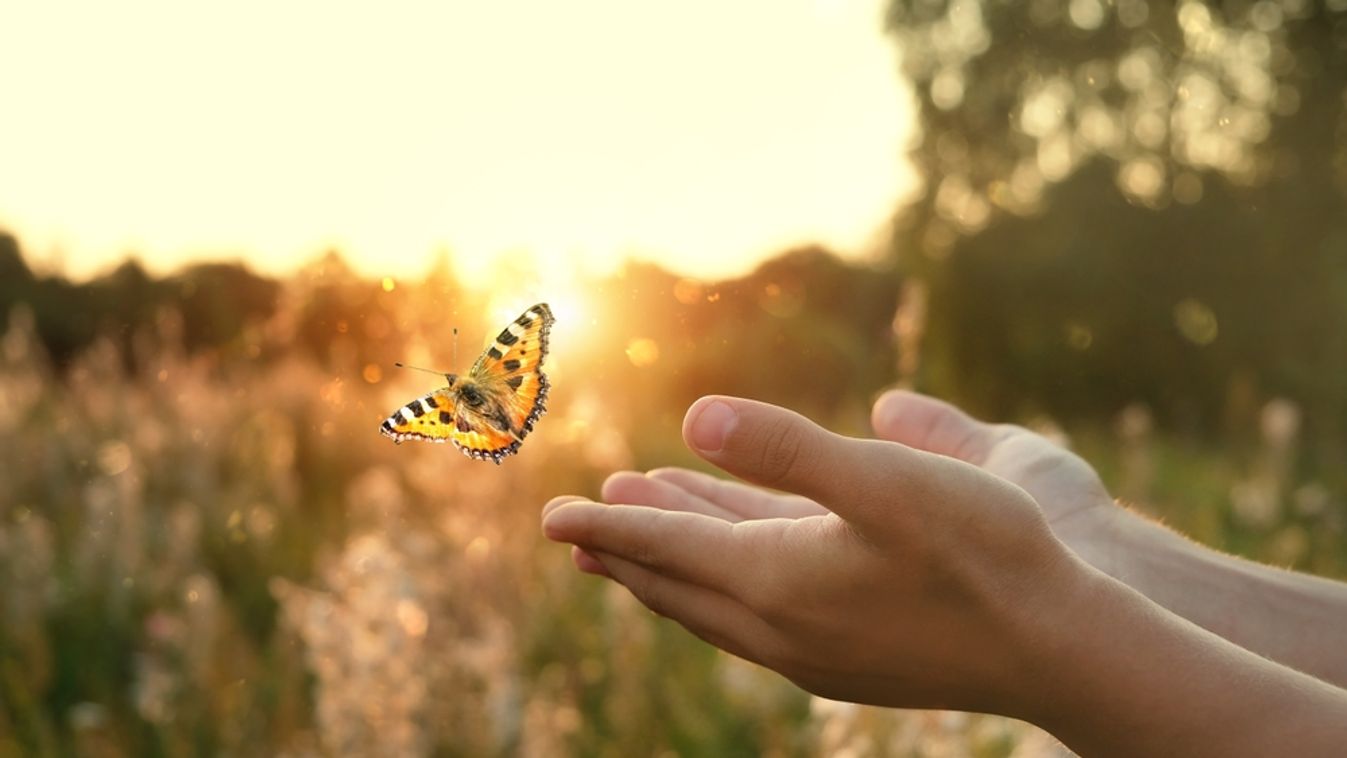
0;1;918;283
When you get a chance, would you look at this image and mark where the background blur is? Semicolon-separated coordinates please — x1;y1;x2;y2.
2;1;1346;755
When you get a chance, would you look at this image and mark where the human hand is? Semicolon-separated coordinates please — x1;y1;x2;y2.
543;394;1347;755
580;390;1125;580
869;390;1127;580
541;396;1085;716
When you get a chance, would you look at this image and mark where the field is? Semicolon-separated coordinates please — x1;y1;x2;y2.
2;254;1343;758
2;257;1336;758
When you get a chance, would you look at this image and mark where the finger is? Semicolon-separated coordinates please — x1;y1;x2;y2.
646;467;827;520
571;545;611;577
870;390;1004;465
543;494;590;520
545;496;613;575
592;550;778;667
542;501;754;595
601;470;740;521
682;395;947;528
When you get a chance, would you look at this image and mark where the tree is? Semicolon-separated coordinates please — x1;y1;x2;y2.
885;0;1347;442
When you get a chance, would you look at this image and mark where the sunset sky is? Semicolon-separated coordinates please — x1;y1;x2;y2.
0;1;917;283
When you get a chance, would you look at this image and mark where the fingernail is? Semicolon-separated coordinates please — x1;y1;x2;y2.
689;399;737;453
876;399;900;429
541;495;584;520
874;391;907;430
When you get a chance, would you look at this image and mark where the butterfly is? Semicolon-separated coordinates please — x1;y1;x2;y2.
380;303;553;464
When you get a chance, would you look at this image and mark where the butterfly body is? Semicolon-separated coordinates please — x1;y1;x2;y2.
381;303;552;464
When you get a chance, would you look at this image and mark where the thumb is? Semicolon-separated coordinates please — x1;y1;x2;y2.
682;396;940;527
870;390;1003;465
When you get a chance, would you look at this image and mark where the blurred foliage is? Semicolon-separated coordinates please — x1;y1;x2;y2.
887;0;1347;455
0;236;921;756
1;225;1344;755
0;234;282;369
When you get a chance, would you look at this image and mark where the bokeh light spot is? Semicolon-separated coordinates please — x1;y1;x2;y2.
1174;298;1219;345
625;338;660;367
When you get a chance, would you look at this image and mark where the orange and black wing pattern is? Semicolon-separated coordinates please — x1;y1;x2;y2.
380;303;553;464
467;302;552;437
380;388;461;443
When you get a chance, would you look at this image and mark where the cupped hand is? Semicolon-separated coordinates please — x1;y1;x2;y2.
587;390;1127;580
541;396;1085;715
869;391;1126;578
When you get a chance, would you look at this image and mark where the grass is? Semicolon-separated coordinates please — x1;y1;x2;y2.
0;289;1343;757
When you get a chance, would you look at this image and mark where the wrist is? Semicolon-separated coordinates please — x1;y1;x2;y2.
1091;506;1199;604
1056;503;1184;600
1004;552;1347;756
993;548;1107;724
1007;562;1168;752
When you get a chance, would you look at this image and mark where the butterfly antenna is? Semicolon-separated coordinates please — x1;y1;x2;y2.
452;327;459;371
394;362;451;378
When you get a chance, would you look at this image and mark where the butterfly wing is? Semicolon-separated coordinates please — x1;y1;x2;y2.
380;388;460;443
445;416;523;462
380;303;554;464
380;386;522;461
466;302;553;438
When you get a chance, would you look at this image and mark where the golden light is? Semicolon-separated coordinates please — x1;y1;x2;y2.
625;338;660;367
478;250;599;365
464;536;493;565
394;599;429;638
0;1;915;282
673;278;704;305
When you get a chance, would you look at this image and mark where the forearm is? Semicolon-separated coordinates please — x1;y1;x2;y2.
1015;559;1347;757
1099;509;1347;689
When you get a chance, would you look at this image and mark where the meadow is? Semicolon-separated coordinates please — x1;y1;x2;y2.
2;247;1343;757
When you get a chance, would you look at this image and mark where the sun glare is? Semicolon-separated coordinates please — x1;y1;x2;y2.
481;256;595;371
0;1;915;282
